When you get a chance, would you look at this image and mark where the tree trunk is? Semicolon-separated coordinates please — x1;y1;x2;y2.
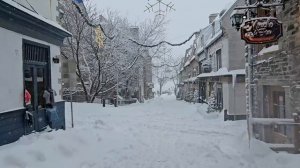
159;84;162;95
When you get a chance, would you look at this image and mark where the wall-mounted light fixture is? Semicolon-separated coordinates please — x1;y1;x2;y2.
53;55;60;64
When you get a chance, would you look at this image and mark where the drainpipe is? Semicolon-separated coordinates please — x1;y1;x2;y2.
245;0;254;146
50;0;52;20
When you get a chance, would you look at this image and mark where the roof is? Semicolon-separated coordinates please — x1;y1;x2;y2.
197;68;245;78
195;0;240;56
2;0;71;36
195;22;223;55
184;55;196;67
184;77;198;83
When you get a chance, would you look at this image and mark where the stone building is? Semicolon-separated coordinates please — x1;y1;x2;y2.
249;0;300;153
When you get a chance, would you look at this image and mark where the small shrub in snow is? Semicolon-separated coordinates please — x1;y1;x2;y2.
206;90;218;113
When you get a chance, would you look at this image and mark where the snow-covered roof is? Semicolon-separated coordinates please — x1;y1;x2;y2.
2;0;71;35
195;24;223;55
219;0;239;20
184;55;197;68
258;45;279;56
184;61;190;67
184;77;198;83
197;68;245;78
195;0;240;56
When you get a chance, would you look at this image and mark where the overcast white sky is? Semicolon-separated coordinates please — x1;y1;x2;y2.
91;0;234;92
91;0;234;58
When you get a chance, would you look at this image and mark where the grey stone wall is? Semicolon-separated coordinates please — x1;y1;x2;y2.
250;0;300;147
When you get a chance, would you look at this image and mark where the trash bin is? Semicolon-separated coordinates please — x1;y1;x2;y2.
46;107;63;130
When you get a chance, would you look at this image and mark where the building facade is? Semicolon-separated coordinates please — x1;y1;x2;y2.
196;0;246;119
248;0;300;153
178;46;199;102
0;0;70;146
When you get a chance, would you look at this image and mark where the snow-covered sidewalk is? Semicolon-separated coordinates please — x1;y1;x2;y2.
0;95;298;168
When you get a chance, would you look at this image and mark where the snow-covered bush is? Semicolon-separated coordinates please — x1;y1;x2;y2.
206;90;218;113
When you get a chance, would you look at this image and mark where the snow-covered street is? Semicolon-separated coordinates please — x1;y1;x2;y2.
0;95;298;168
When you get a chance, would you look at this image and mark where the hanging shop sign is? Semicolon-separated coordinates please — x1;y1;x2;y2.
241;17;283;44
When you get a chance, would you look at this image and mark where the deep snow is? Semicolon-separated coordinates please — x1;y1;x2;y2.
0;95;299;168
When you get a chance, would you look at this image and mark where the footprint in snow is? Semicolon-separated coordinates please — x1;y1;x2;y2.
94;120;106;129
44;134;55;140
58;144;76;157
97;137;102;142
3;155;27;168
80;162;96;168
27;150;46;162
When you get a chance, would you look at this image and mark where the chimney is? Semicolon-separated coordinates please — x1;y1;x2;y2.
209;13;219;24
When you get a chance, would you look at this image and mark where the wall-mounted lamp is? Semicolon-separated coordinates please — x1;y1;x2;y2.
230;9;246;31
53;55;60;64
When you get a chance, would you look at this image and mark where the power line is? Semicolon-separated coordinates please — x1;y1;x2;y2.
72;1;200;48
129;31;200;48
71;1;114;40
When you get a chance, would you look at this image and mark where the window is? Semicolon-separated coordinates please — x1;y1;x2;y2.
62;62;69;68
216;49;222;70
63;73;69;78
263;86;288;136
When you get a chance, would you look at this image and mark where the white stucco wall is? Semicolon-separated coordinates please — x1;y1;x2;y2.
221;39;229;69
227;82;247;115
222;82;230;112
0;27;62;113
14;0;58;21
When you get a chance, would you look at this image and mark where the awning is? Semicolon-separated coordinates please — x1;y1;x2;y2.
197;68;245;78
184;77;198;83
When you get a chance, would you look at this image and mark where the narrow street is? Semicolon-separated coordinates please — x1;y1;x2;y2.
0;95;298;168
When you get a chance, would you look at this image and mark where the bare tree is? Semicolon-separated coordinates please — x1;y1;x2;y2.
61;1;170;103
154;66;172;95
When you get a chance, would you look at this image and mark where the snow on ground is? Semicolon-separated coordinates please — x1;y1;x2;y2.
0;95;299;168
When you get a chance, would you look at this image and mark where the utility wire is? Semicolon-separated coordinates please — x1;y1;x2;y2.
152;61;181;68
72;1;114;40
72;1;200;48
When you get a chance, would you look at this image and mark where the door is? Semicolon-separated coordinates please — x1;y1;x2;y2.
273;91;286;135
23;40;50;132
24;64;49;132
216;83;223;110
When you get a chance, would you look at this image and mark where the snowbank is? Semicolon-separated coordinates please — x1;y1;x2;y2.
0;95;298;168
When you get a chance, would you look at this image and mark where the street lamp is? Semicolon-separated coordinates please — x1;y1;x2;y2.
230;0;285;31
230;10;246;31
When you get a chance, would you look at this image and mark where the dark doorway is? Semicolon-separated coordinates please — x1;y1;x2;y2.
23;40;51;132
216;83;223;110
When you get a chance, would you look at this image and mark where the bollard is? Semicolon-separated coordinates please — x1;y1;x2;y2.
114;98;117;107
224;109;228;121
